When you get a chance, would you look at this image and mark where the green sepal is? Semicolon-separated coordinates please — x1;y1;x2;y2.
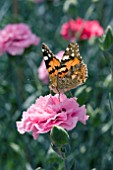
50;126;70;159
50;126;70;145
51;143;70;159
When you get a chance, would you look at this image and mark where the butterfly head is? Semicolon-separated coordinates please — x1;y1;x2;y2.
49;84;59;94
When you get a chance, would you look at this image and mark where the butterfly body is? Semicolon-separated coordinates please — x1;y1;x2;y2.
42;42;88;94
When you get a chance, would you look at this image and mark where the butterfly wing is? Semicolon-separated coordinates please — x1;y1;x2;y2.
42;43;60;90
57;42;88;92
42;42;88;94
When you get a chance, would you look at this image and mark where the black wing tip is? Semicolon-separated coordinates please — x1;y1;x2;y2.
42;42;47;48
69;42;78;46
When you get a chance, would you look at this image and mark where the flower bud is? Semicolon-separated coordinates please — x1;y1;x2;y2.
50;126;69;145
50;126;70;159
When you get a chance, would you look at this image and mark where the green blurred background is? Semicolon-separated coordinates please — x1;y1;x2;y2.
0;0;113;169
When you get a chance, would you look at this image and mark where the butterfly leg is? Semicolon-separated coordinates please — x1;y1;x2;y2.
50;89;52;95
58;92;61;102
69;90;76;101
56;75;61;102
69;90;73;98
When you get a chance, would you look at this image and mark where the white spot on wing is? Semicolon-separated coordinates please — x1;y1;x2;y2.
76;49;79;52
77;53;80;57
44;56;48;60
62;55;69;60
48;54;51;57
71;53;75;57
42;49;45;52
66;47;69;51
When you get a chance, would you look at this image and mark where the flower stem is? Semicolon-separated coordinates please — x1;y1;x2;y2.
110;60;113;81
109;58;113;134
64;158;70;170
13;64;23;112
12;0;19;19
109;61;113;112
8;55;23;113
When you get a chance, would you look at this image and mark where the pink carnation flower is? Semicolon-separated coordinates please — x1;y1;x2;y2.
60;19;78;41
16;94;89;139
60;17;104;41
0;23;40;56
38;50;64;84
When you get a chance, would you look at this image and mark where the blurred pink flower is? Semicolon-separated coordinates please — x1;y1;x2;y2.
16;94;89;139
61;17;104;41
60;19;77;41
38;50;64;84
0;23;40;56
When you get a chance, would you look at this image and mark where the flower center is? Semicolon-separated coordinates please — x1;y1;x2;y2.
57;108;66;114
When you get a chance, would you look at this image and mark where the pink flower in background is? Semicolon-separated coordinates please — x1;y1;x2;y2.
61;17;104;41
16;94;89;139
60;19;78;41
38;50;64;84
0;23;40;56
38;59;49;84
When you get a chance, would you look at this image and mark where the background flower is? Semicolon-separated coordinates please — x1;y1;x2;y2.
60;19;77;40
38;50;64;84
16;94;89;139
60;17;104;40
0;23;40;56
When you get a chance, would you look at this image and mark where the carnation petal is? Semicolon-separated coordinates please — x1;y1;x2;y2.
61;17;104;40
16;94;89;139
0;23;40;56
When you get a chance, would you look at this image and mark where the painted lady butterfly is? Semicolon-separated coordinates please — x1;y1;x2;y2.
42;42;88;94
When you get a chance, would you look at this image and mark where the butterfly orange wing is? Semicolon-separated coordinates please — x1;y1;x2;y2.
57;42;88;92
42;43;60;90
42;42;88;93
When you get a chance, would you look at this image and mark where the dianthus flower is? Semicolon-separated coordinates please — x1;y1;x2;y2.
60;17;104;41
16;94;89;139
38;50;64;84
0;23;40;55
